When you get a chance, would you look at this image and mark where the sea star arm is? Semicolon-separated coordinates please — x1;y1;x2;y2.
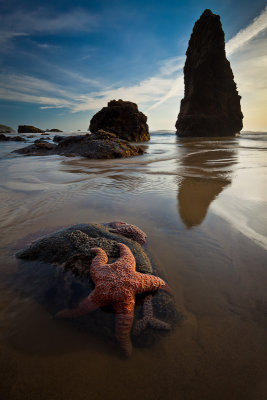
113;296;135;357
134;272;167;294
133;295;171;335
90;247;109;281
90;247;108;267
108;221;127;228
116;243;136;270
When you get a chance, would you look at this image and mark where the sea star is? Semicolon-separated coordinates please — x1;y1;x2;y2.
56;243;168;357
107;221;147;245
133;295;171;335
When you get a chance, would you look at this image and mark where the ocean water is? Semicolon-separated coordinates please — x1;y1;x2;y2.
0;131;267;400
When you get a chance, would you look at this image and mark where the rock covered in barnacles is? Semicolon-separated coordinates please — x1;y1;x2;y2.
16;223;152;273
15;222;181;350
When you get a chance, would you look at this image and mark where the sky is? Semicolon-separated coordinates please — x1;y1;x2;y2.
0;0;267;132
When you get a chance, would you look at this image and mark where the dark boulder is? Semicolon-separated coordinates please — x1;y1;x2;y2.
46;128;63;132
18;125;44;133
34;138;50;143
53;135;66;143
0;133;26;142
176;9;243;137
14;141;57;155
14;130;145;159
89;99;150;142
34;142;55;150
0;124;16;133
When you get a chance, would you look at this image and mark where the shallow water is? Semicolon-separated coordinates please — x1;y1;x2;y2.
0;131;267;400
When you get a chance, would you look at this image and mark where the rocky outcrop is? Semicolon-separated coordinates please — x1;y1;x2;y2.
16;223;152;271
18;125;44;133
45;128;63;132
13;130;144;159
0;124;16;133
176;9;243;137
0;134;26;142
89;99;150;142
15;222;180;348
53;135;66;143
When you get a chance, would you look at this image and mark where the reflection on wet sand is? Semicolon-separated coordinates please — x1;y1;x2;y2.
1;132;267;400
177;138;238;227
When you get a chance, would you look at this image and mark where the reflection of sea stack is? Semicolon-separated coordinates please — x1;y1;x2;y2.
178;176;230;228
177;140;236;228
176;9;243;137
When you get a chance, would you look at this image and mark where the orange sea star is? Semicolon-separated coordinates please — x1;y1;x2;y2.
56;243;168;357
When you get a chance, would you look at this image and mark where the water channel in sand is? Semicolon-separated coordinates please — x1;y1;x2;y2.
0;131;267;399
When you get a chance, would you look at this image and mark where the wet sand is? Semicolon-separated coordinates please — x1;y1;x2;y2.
0;132;267;399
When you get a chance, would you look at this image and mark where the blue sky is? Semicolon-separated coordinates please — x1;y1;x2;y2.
0;0;267;131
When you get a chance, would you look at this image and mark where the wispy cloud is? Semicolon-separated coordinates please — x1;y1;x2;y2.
0;73;77;109
226;6;267;55
36;43;58;49
0;57;185;114
0;8;98;44
70;57;185;113
1;6;267;131
0;87;75;109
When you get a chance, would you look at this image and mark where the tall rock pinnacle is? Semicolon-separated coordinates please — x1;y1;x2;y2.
176;9;243;137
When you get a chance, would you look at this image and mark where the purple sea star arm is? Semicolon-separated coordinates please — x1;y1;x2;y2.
133;295;171;335
108;221;147;244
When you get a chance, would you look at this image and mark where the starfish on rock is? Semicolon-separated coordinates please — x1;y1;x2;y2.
56;243;168;357
108;221;147;245
133;295;171;335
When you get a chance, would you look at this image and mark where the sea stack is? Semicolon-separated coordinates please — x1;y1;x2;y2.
89;99;150;142
176;9;243;137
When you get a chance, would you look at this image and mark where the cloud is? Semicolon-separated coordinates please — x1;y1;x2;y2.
0;8;98;44
0;56;185;115
68;57;185;113
0;32;29;45
37;43;58;49
226;6;267;56
0;73;78;110
230;33;267;131
0;73;74;98
0;87;74;109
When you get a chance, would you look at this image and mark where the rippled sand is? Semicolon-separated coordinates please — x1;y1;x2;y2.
0;132;267;400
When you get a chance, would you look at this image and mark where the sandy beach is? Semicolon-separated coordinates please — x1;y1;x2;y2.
0;131;267;400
